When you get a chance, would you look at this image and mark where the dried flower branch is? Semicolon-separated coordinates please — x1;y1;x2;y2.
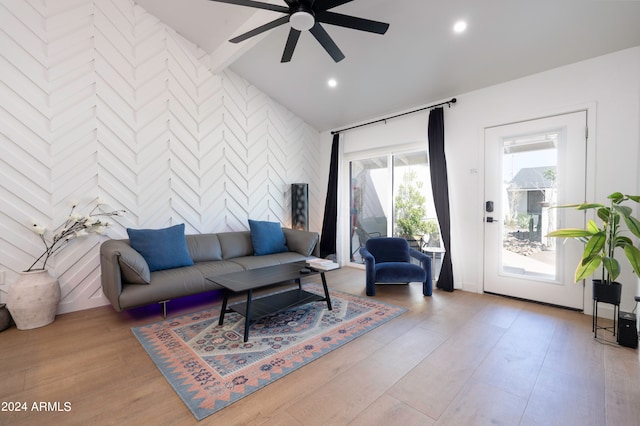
26;198;126;272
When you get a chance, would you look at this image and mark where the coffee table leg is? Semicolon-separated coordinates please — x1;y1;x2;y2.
219;290;229;326
243;289;253;342
320;272;332;311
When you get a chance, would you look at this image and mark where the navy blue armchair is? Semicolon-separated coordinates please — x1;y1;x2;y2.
359;237;432;297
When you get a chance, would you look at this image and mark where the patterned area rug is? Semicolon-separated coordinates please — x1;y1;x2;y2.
132;283;406;420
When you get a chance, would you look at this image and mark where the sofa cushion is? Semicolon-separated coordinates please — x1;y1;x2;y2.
229;254;285;270
127;224;194;272
193;260;245;278
186;234;223;262
118;245;151;284
230;252;311;270
218;231;254;259
248;220;288;256
375;262;426;283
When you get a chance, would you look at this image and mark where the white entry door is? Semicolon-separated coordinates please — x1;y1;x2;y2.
483;111;587;309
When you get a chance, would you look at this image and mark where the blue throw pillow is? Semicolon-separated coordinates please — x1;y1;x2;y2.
248;220;288;256
127;224;194;272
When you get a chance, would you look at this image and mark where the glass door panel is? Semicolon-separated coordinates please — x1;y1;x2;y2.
350;156;389;263
502;132;558;280
392;152;440;252
348;150;441;266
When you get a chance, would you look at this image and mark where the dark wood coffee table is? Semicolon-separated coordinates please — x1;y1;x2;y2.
206;262;333;342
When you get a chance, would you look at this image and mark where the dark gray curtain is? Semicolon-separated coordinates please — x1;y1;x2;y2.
428;108;454;291
319;134;339;258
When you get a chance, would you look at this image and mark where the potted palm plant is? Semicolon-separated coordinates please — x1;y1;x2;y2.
546;192;640;304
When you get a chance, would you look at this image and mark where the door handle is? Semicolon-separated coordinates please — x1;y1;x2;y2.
486;217;494;223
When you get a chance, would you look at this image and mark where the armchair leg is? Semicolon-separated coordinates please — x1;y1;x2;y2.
366;282;376;297
423;280;432;297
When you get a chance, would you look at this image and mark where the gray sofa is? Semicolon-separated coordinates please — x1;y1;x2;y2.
100;228;319;315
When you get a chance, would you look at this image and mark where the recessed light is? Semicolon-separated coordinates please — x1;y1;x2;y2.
327;78;337;88
453;20;467;33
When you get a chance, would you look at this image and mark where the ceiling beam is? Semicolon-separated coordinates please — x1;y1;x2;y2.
209;1;287;73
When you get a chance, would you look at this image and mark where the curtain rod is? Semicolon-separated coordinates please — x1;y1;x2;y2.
331;98;457;135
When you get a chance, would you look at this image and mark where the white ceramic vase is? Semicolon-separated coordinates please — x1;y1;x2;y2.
7;270;61;330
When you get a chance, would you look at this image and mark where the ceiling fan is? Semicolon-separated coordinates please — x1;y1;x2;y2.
208;0;389;63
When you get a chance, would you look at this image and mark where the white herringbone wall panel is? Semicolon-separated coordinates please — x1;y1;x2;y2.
0;0;323;314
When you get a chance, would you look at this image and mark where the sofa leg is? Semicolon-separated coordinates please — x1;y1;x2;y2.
159;300;170;318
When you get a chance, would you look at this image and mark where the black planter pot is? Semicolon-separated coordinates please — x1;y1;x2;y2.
592;279;622;305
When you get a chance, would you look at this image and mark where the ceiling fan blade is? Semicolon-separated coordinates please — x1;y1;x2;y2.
208;0;289;14
309;23;345;62
314;0;353;12
229;15;289;43
281;28;302;62
317;11;389;34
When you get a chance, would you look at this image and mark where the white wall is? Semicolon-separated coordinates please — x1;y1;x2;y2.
0;0;323;314
323;46;640;315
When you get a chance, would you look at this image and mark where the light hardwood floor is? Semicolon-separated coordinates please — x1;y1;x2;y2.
1;267;639;425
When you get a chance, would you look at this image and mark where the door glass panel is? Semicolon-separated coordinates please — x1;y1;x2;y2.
350;156;389;263
392;152;440;253
349;151;441;267
502;132;558;280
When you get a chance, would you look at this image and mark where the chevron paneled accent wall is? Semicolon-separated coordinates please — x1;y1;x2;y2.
0;0;324;314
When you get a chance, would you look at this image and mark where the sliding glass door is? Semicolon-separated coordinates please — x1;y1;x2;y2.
349;155;390;262
349;150;440;264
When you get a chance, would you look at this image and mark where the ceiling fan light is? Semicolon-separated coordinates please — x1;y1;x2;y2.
290;11;315;31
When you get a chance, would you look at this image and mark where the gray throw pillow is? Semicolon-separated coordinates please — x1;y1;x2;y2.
283;228;319;257
118;246;151;284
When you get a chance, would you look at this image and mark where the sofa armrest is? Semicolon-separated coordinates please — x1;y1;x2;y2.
282;228;320;257
410;248;432;287
410;248;429;263
100;239;151;312
410;248;431;271
359;246;374;265
359;246;377;296
100;240;125;311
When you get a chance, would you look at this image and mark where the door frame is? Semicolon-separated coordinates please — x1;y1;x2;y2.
478;103;597;311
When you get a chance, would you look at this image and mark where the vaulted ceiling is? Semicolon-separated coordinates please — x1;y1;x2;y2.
135;0;640;132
